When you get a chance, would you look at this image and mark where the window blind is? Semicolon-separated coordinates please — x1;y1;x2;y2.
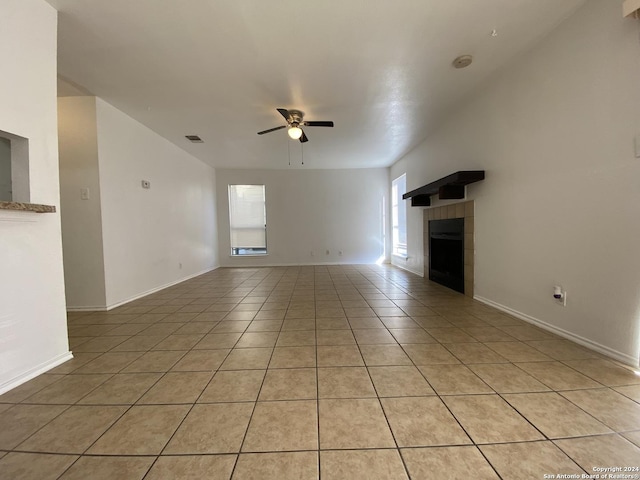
228;185;266;250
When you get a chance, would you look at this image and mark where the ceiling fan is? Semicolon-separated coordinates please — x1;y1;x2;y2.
257;108;334;143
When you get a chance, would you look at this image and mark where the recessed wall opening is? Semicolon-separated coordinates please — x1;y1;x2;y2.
0;129;30;203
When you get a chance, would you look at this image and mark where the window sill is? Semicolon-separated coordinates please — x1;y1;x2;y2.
392;253;408;259
229;254;268;257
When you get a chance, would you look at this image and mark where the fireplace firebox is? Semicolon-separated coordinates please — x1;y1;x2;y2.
429;218;464;293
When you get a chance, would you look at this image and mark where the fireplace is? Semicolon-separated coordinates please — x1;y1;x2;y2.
429;218;464;293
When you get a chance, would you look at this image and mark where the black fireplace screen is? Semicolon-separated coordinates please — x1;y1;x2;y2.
429;218;464;293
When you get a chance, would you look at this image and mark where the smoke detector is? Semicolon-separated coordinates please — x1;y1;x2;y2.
452;55;473;69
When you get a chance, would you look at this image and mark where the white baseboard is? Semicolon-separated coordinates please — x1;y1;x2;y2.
66;265;220;312
218;262;376;268
0;351;74;395
391;261;424;277
474;295;638;367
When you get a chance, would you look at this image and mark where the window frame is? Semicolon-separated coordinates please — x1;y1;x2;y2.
228;184;268;257
391;173;407;258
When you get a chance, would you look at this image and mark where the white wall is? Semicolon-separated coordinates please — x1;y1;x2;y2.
95;99;218;308
0;0;70;393
58;97;107;309
0;138;11;201
391;0;640;365
216;168;389;266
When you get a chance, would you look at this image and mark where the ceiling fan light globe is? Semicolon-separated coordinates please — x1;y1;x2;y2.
288;126;303;139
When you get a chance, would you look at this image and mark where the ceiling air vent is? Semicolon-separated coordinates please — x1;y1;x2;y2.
185;135;204;143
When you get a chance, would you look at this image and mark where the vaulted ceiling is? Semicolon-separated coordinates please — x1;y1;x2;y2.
47;0;586;169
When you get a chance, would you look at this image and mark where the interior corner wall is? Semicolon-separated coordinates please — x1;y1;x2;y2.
0;0;70;394
216;168;388;267
95;99;218;308
58;96;107;309
391;0;640;365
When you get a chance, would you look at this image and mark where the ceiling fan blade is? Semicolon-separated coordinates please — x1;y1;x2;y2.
276;108;290;121
257;125;286;135
303;121;334;127
299;130;309;143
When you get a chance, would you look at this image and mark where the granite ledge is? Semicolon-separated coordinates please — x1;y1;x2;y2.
0;201;56;213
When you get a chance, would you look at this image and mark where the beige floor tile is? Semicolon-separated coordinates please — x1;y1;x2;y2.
443;343;509;364
245;320;283;332
78;373;161;404
46;353;102;375
17;405;126;454
171;349;229;372
24;374;111;404
526;339;599;360
138;371;211;404
614;384;640;402
321;449;408;480
269;346;317;368
0;374;64;403
254;310;287;320
412;317;454;329
359;345;412;366
368;366;435;397
236;332;279;348
317;345;364;367
199;370;265;402
480;441;582;480
234;451;318;480
0;452;78;480
503;392;612;438
382;396;471;447
424;328;478;343
347;317;385;328
315;318;350;330
319;398;395;449
515;361;603;390
146;455;236;480
622;430;640;448
554;434;640;472
401;344;460;365
281;319;316;330
0;404;67;450
316;329;356;345
276;330;316;346
388;329;436;344
59;456;155;480
419;364;493;395
344;308;377;319
140;324;183;336
562;359;640;386
469;364;551;393
402;446;499;480
353;329;397;345
483;342;552;362
121;350;186;373
73;352;143;374
173;322;217;334
443;395;544;444
497;325;556;341
318;367;376;398
224;311;257;321
220;348;273;370
111;335;168;352
88;405;190;455
242;400;318;452
72;336;131;352
164;403;253;454
462;326;516;342
560;388;640;431
259;368;317;401
194;332;242;349
152;334;205;350
381;317;420;329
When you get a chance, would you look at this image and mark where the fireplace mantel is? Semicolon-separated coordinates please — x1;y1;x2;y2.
402;170;485;207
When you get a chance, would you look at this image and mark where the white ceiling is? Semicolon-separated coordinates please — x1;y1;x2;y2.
47;0;586;170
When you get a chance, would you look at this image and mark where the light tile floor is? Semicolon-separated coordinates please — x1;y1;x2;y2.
1;265;640;479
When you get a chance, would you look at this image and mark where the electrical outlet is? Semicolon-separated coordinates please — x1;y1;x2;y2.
310;251;314;257
80;188;90;200
326;250;330;255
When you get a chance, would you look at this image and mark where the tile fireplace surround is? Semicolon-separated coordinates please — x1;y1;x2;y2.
424;201;474;297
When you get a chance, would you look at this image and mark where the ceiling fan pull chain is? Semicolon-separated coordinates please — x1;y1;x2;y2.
301;143;304;165
288;137;291;166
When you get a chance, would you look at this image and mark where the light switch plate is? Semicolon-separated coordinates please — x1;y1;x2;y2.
80;187;90;200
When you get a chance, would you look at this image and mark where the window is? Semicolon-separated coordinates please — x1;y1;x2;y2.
228;184;267;256
0;130;30;203
391;174;407;257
